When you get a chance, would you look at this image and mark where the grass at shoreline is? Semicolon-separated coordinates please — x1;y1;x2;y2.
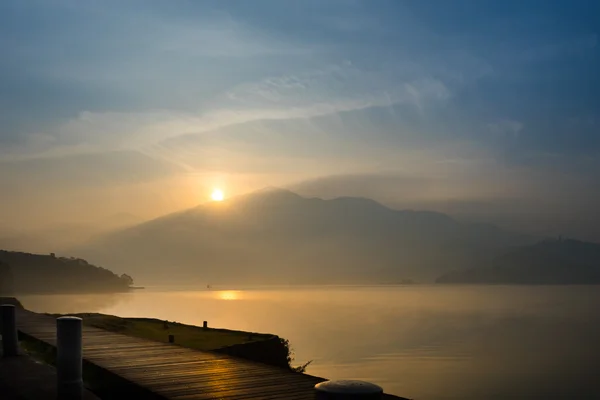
50;313;272;351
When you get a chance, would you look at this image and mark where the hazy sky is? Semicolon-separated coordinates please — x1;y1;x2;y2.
1;0;599;240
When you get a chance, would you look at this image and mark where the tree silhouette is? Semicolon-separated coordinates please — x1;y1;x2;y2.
120;273;134;286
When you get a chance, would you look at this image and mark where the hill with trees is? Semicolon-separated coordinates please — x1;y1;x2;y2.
0;250;134;294
436;238;600;284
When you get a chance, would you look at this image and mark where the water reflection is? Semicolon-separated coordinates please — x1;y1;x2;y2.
15;285;600;399
216;290;241;301
19;292;128;314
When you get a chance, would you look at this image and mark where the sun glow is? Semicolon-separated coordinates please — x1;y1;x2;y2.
211;189;224;201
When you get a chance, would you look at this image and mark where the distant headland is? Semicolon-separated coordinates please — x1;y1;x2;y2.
436;238;600;285
0;250;134;295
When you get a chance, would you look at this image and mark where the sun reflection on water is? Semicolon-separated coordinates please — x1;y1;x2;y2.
216;290;241;300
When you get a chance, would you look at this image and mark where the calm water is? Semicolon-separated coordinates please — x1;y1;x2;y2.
18;285;600;399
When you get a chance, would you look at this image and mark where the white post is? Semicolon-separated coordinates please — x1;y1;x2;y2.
315;380;383;399
57;316;83;400
1;304;19;356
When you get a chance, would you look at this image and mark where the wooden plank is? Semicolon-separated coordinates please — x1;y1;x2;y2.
83;344;191;355
151;373;318;393
153;382;312;400
114;362;293;379
162;379;317;400
83;342;165;350
124;367;304;388
87;353;229;369
113;365;283;382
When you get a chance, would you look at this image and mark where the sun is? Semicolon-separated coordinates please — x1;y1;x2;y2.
211;188;225;201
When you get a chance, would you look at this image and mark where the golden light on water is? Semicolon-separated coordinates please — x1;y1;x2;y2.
211;189;225;201
216;290;240;300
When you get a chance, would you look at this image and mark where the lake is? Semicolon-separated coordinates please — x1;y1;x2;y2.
18;285;600;399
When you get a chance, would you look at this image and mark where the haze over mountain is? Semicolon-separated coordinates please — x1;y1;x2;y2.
72;188;533;285
0;212;143;254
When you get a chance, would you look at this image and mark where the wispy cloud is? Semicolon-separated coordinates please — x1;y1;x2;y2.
3;60;451;163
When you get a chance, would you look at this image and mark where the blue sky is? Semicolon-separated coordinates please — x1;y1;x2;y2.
1;0;599;241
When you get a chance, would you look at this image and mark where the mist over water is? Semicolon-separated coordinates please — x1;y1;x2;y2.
19;285;600;399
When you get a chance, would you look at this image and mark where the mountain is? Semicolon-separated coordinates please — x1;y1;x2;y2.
435;238;600;284
72;188;533;284
0;250;133;294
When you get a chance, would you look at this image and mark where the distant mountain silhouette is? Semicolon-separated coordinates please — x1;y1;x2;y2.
73;188;533;284
436;238;600;284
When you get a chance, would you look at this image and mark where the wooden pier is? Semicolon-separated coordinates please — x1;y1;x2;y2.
12;307;405;399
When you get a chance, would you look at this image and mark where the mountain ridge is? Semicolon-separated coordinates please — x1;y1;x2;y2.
72;188;533;284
